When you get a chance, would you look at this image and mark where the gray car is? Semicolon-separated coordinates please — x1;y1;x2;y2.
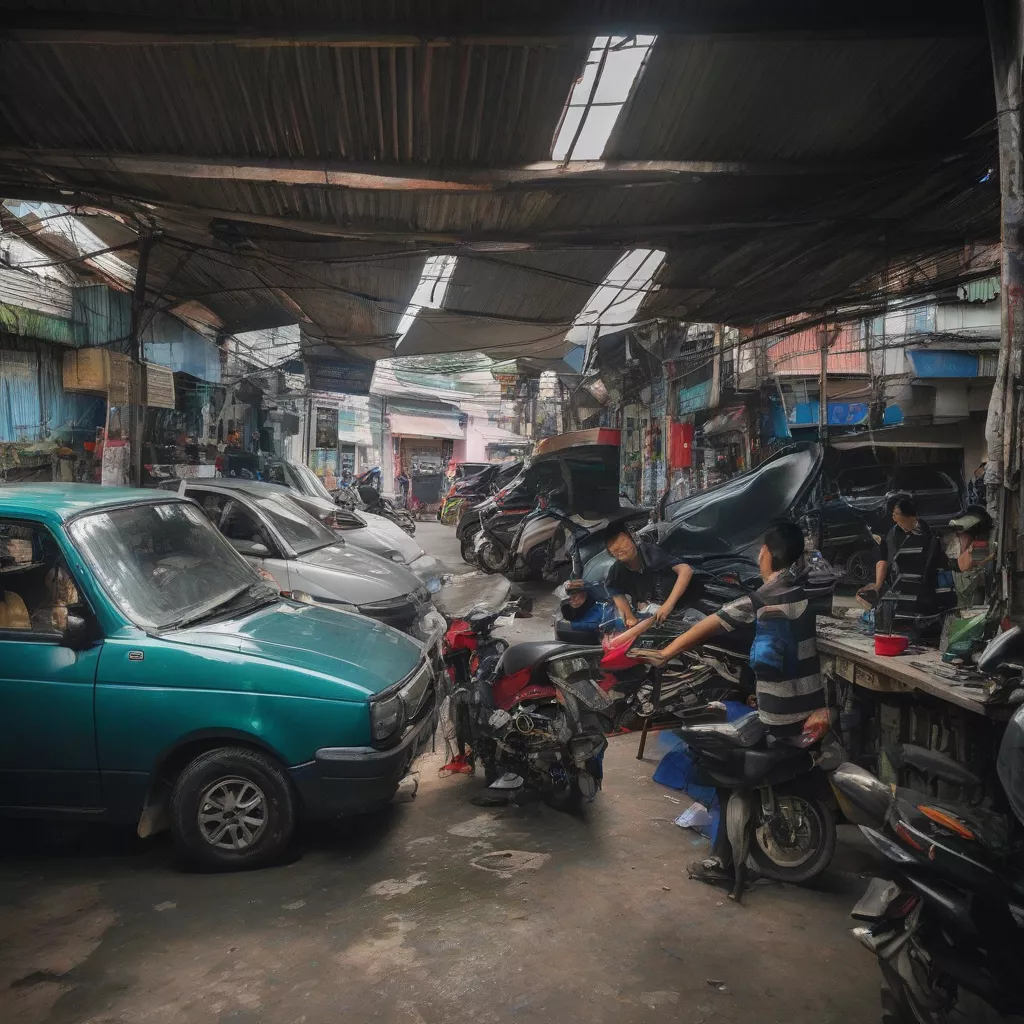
163;477;446;586
267;465;446;582
171;481;445;647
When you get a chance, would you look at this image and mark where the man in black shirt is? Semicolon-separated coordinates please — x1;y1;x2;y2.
605;524;695;627
858;495;951;634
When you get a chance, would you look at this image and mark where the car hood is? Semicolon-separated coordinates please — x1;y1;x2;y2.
655;443;823;560
291;543;425;604
358;511;422;562
169;601;423;699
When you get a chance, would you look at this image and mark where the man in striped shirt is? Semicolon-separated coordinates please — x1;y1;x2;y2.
632;521;826;739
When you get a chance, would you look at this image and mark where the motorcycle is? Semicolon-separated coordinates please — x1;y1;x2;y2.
438;579;622;808
676;705;845;902
473;501;538;579
834;625;1024;1023
335;468;417;537
476;496;649;583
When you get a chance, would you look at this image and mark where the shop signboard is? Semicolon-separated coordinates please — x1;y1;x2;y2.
308;354;374;395
315;406;339;449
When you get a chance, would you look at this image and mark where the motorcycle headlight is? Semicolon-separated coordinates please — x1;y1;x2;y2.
426;577;442;594
370;693;406;742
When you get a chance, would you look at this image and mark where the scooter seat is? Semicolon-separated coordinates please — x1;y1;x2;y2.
740;744;811;783
677;713;765;750
495;641;568;677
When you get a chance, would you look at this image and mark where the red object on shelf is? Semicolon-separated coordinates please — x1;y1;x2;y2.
669;421;694;468
875;633;909;657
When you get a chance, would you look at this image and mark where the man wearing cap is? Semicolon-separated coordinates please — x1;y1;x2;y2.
946;505;992;606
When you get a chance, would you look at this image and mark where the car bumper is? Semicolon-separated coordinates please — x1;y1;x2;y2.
289;702;437;817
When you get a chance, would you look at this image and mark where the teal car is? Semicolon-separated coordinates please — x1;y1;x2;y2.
0;485;437;869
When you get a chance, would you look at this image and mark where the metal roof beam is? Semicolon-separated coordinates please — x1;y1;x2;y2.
0;148;929;190
1;4;986;44
188;207;988;247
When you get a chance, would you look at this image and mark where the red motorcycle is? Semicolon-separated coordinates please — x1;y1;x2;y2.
441;607;624;808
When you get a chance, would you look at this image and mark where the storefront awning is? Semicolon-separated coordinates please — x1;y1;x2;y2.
389;413;465;440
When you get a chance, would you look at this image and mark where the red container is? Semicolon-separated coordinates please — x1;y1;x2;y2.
875;634;909;657
601;635;643;671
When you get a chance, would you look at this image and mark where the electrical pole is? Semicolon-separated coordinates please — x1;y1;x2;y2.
818;327;829;443
128;229;153;488
985;0;1024;613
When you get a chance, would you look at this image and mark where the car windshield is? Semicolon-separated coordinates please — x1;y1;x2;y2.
290;462;334;502
254;494;335;554
68;501;269;632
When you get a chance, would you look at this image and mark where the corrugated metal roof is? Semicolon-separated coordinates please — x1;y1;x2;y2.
0;2;1001;350
606;36;991;162
442;250;622;320
1;40;585;166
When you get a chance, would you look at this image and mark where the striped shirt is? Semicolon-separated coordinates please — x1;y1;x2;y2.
718;563;825;738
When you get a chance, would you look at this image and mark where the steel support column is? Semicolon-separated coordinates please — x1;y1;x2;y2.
986;0;1024;612
128;229;153;488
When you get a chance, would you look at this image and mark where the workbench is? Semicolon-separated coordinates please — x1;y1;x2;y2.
817;618;1011;800
817;619;1012;721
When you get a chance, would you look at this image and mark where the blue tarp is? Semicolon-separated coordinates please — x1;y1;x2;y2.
652;702;756;844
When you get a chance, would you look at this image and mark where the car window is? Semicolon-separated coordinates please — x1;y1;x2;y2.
69;502;263;632
0;519;83;634
254;495;335;554
265;463;288;486
837;467;890;498
893;467;955;492
290;462;335;501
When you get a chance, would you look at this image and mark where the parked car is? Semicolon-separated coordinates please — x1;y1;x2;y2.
647;443;965;586
825;461;964;535
167;481;446;645
0;484;437;869
164;477;445;588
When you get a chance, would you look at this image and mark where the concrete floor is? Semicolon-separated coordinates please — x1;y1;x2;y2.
0;522;885;1024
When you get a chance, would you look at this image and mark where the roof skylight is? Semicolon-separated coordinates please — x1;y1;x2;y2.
395;254;457;340
552;35;657;161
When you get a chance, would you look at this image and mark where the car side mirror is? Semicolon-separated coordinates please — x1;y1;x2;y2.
232;539;269;558
61;608;94;651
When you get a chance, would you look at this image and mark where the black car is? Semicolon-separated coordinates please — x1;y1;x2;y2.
645;443;965;586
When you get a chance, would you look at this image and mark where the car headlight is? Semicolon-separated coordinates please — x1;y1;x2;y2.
370;693;406;742
389;551;408;563
287;591;358;613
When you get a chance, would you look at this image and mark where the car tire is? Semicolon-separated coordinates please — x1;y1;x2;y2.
170;746;297;871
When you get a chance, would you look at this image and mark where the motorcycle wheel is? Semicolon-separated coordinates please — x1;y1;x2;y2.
460;529;481;564
544;769;583;812
748;790;836;884
478;539;506;574
879;948;1013;1024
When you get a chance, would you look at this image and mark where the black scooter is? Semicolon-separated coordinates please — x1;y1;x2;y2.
834;626;1024;1022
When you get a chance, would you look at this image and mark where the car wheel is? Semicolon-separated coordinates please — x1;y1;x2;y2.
170;747;296;871
845;546;877;586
